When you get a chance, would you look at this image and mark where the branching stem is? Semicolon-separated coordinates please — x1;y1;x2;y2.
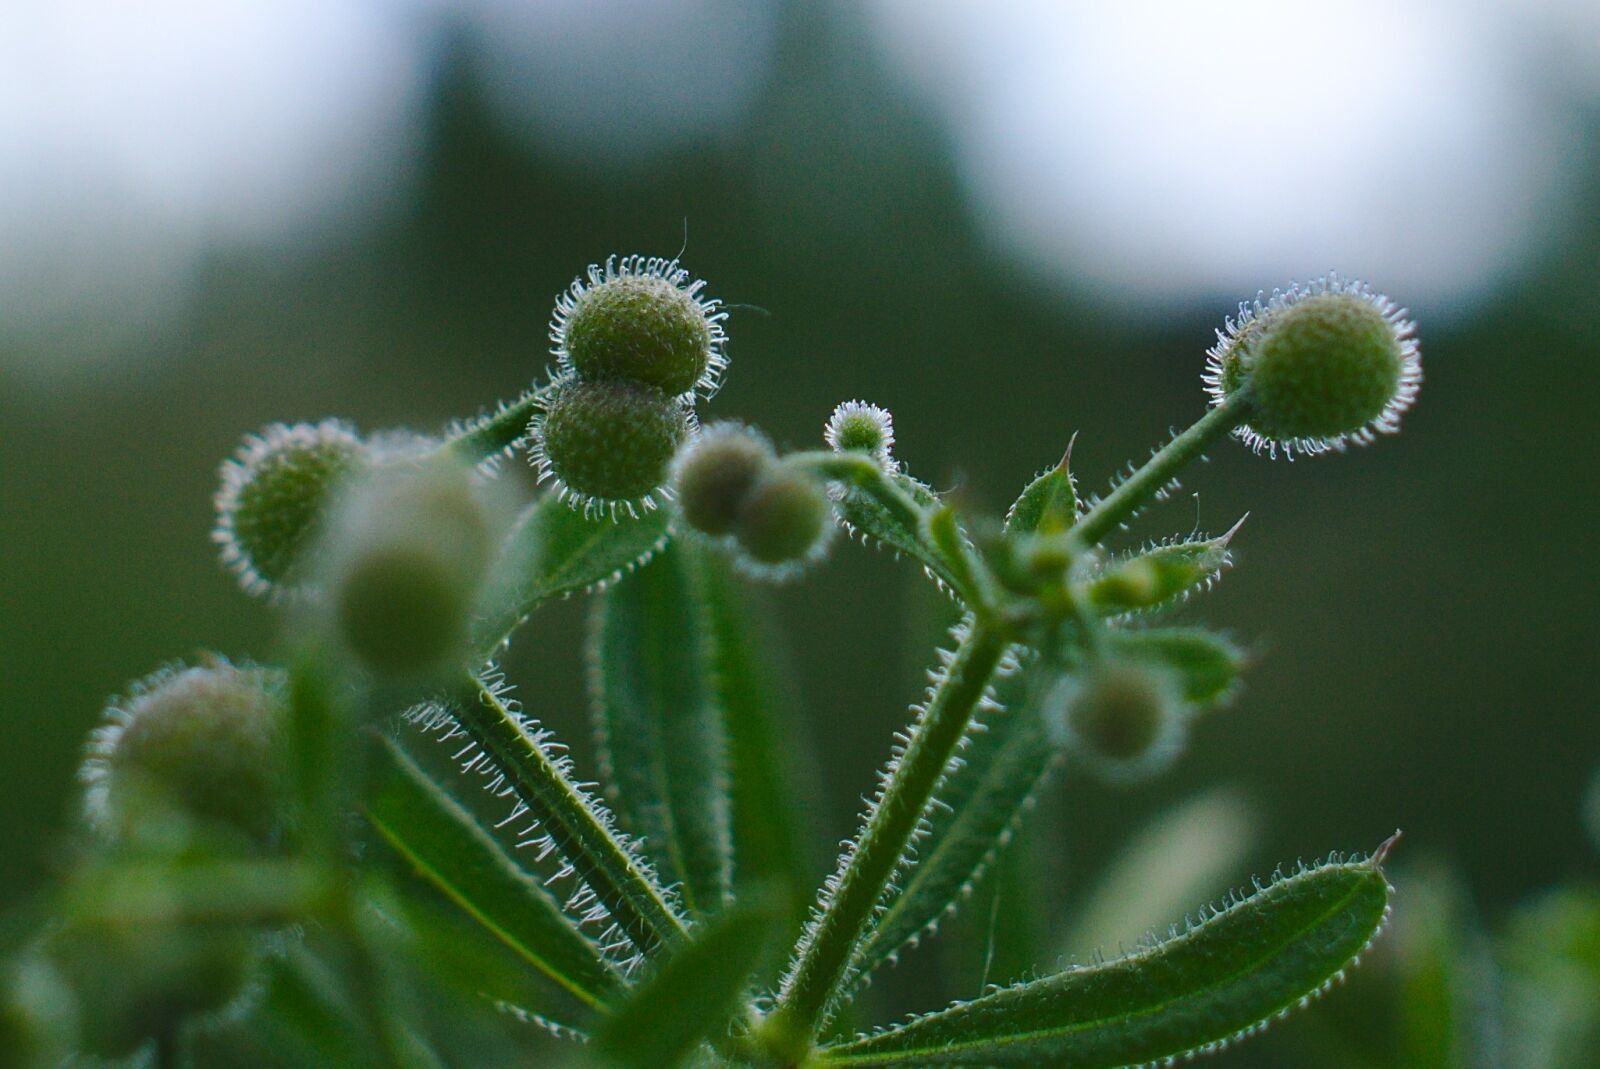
1071;390;1254;548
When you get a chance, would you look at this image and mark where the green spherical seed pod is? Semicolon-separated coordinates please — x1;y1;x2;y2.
214;420;366;598
1246;293;1401;440
48;921;254;1060
734;466;831;568
534;378;692;516
824;400;896;469
1050;660;1187;784
324;461;494;678
1205;275;1421;458
81;661;287;846
553;255;727;397
674;423;775;536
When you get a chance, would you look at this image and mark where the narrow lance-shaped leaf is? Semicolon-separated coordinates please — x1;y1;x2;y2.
818;841;1397;1068
1084;516;1245;616
1107;627;1247;707
585;898;779;1069
590;542;733;916
832;471;964;595
851;668;1061;988
1006;446;1079;535
363;735;618;1014
474;494;673;654
694;546;820;927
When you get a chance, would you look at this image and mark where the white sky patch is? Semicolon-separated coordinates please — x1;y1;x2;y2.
863;0;1592;316
0;1;431;367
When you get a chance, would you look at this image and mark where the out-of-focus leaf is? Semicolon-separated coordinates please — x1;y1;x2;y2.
1502;885;1600;1069
586;899;779;1069
591;542;733;916
475;494;673;652
1106;627;1246;707
819;847;1394;1067
1058;786;1258;960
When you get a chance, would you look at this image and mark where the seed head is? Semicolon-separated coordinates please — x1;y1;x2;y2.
732;463;834;581
1204;275;1421;458
552;254;728;399
213;419;366;599
825;400;896;471
79;659;287;846
673;422;776;537
322;459;495;678
530;376;694;519
1047;658;1189;784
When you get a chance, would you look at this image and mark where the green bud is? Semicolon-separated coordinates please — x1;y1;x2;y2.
1046;659;1189;784
323;459;496;677
213;420;366;599
733;463;834;580
1205;275;1421;457
531;377;694;518
824;400;896;470
1083;516;1243;615
80;659;287;846
552;254;727;398
673;422;776;536
46;919;255;1060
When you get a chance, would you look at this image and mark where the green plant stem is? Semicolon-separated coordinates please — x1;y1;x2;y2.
450;672;689;956
1071;390;1254;548
764;620;1010;1055
441;385;550;463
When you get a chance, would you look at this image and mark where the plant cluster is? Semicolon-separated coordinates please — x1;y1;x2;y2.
4;257;1438;1068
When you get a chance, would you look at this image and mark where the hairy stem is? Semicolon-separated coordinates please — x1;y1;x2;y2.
1071;390;1253;548
765;620;1010;1054
441;384;551;464
450;672;689;956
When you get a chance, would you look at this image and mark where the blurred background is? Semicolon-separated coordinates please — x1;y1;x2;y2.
3;1;1598;1062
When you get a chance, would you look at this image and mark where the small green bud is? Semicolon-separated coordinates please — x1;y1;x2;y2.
530;377;694;519
46;919;255;1060
79;659;287;846
673;422;776;536
825;400;896;470
322;460;495;677
733;463;834;580
1046;659;1189;784
1205;275;1421;457
552;254;727;398
213;420;366;598
1083;516;1243;615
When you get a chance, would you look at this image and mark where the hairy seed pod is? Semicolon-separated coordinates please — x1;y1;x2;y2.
213;420;367;598
551;254;728;398
824;400;896;470
1204;274;1421;457
79;659;287;846
673;422;776;537
530;377;694;518
323;460;495;677
733;464;833;580
1047;659;1189;784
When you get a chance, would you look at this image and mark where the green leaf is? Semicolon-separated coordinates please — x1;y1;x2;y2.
474;494;673;653
818;844;1395;1067
696;547;820;927
851;671;1059;988
1107;627;1246;707
363;735;618;1013
1501;885;1600;1069
1083;519;1243;616
1006;449;1079;535
832;474;962;595
587;900;778;1069
1388;864;1502;1069
591;541;733;916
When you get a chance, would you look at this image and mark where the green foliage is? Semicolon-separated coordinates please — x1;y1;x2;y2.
5;256;1447;1067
